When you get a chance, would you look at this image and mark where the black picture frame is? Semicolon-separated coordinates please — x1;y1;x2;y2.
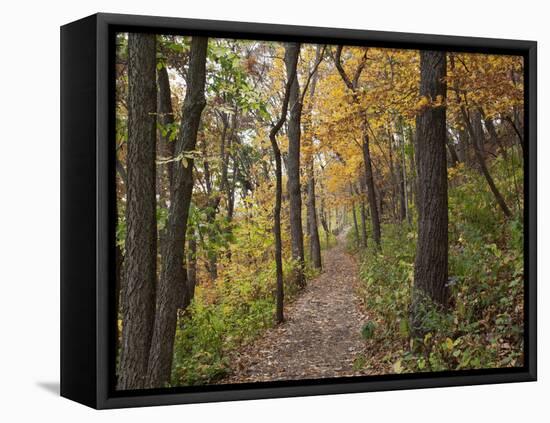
60;12;537;409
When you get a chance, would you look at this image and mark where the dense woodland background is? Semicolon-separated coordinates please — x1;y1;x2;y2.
114;33;524;390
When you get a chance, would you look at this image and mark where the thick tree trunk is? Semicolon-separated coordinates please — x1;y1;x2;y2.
362;131;381;247
411;51;449;338
117;33;157;390
284;43;306;288
146;37;208;388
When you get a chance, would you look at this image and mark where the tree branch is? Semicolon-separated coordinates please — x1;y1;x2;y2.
300;45;327;105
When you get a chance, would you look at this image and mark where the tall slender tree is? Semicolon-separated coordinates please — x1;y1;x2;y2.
147;36;208;388
271;44;299;323
284;42;306;288
157;64;175;203
460;107;512;218
117;33;157;390
334;46;381;247
305;46;323;270
410;50;449;338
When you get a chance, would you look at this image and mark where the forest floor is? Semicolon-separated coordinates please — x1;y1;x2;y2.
220;229;374;383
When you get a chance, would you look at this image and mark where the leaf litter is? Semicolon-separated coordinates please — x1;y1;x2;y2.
218;232;381;383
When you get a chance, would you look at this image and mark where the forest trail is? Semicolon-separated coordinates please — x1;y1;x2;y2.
221;229;371;383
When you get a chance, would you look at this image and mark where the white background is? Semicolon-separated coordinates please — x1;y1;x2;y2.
0;0;546;421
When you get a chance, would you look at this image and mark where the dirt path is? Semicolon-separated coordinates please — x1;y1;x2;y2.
221;230;371;383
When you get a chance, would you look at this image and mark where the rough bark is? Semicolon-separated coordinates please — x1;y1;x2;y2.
146;36;208;388
411;51;449;338
115;244;123;345
271;43;299;324
117;33;157;390
284;42;306;288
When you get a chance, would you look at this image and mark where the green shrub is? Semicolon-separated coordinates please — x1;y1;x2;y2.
356;161;524;374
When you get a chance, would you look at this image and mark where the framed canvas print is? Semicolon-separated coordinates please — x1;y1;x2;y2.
60;13;537;409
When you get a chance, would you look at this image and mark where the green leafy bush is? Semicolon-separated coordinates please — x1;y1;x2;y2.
356;161;524;374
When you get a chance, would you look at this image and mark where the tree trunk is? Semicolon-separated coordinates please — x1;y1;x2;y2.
394;132;407;222
446;136;460;167
307;171;322;269
272;145;284;324
305;47;322;270
388;133;399;221
362;131;381;247
114;244;123;348
351;201;360;247
333;46;379;246
117;33;157;390
284;43;306;288
455;128;468;163
146;37;208;388
461;108;512;218
270;43;298;324
359;199;368;248
349;183;360;247
407;125;419;214
157;65;175;204
482;110;508;160
411;50;449;338
185;230;198;308
320;196;330;248
397;119;411;225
